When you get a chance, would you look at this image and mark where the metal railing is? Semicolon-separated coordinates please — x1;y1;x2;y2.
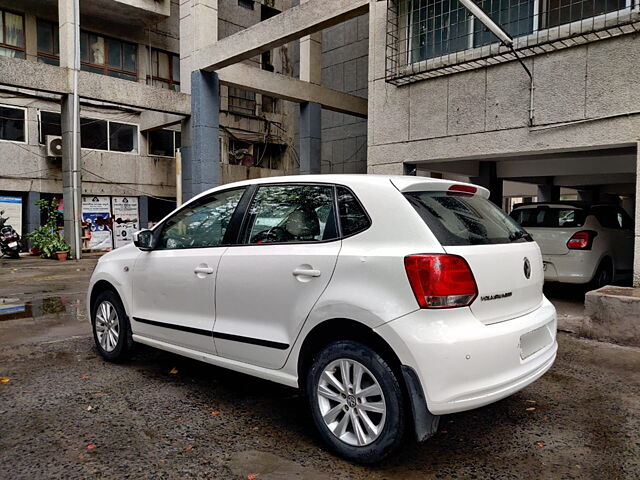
386;0;640;84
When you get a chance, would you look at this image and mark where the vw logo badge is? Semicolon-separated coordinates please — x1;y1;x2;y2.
523;257;531;279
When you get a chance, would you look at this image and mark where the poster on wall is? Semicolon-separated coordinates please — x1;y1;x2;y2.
82;196;113;251
111;196;139;249
0;196;23;236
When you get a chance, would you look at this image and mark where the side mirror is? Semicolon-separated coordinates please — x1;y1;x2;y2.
133;229;155;251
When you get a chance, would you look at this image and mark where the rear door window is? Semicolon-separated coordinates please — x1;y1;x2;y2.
510;207;586;228
405;191;531;246
242;184;338;244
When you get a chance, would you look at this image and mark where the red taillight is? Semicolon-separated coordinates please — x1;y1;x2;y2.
448;184;477;195
404;254;478;309
566;230;597;250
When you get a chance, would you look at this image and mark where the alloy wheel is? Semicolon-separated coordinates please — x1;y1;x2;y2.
95;300;120;353
316;358;387;446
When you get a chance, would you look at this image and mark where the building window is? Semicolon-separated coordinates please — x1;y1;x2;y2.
407;0;535;63
0;105;26;142
228;87;256;116
80;117;138;153
407;0;470;62
541;0;628;28
473;0;534;47
238;0;254;10
387;0;636;83
0;10;25;59
80;31;137;81
147;48;180;92
148;129;181;157
109;122;138;152
39;111;62;143
37;19;59;65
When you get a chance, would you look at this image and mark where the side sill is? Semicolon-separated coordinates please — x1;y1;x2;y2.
132;334;299;389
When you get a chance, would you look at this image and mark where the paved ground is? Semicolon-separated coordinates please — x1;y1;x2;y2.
1;256;639;479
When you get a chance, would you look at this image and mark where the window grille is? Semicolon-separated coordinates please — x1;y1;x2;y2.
386;0;640;85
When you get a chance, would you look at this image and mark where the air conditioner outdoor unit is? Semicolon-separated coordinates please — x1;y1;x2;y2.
46;135;63;157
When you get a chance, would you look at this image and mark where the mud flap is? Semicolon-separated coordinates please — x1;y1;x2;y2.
401;365;440;442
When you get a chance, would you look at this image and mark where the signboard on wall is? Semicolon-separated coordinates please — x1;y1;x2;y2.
0;196;22;236
111;196;139;249
82;196;113;251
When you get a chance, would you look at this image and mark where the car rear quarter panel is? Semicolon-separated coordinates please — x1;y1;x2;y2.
283;180;445;376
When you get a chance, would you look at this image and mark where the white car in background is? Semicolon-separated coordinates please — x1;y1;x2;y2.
88;175;557;463
510;202;634;288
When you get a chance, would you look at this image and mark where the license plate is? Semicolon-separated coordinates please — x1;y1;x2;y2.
8;242;17;248
520;323;552;360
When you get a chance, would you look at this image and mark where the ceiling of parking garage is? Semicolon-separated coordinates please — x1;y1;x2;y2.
423;147;637;193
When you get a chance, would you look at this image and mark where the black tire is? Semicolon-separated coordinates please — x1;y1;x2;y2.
306;340;405;464
588;259;613;291
91;290;133;362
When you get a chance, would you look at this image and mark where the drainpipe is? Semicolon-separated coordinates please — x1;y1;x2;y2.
72;0;81;260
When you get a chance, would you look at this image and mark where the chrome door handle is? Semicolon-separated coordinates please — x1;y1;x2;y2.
292;268;321;277
194;266;214;275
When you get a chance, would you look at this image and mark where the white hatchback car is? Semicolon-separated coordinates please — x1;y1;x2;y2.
510;202;634;288
88;175;557;463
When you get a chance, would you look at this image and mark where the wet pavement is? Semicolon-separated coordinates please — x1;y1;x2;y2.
1;256;639;479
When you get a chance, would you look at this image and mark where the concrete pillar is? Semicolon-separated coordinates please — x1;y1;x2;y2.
633;144;640;287
299;102;321;174
299;0;321;175
24;13;38;61
59;0;82;258
180;118;193;203
537;184;561;202
138;195;149;230
578;189;595;202
25;191;41;248
60;95;82;256
299;0;322;85
184;69;220;200
471;161;503;207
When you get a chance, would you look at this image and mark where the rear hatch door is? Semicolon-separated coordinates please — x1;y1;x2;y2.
510;205;587;256
444;243;544;324
397;179;544;325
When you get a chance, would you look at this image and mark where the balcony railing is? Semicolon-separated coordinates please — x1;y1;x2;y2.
386;0;640;85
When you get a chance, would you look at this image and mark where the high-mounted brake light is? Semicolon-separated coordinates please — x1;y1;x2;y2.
448;184;477;195
566;230;597;250
404;254;478;309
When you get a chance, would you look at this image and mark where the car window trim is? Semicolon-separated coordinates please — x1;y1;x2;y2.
234;182;342;247
151;186;247;251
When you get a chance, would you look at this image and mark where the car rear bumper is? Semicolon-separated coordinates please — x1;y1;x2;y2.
375;298;557;415
542;251;597;284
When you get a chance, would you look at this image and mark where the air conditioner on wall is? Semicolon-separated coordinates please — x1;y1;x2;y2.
46;135;63;157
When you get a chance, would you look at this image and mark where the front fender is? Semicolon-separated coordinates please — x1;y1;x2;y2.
87;254;137;321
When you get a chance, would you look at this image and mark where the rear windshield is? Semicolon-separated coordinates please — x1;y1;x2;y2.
510;207;586;228
405;191;532;246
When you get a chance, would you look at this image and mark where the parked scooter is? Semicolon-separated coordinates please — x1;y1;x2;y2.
0;210;21;259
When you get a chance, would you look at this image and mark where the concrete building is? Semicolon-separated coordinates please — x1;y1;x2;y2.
0;0;302;251
367;0;640;283
175;0;639;286
3;0;639;286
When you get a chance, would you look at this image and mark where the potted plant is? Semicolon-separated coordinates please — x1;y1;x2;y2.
25;198;72;261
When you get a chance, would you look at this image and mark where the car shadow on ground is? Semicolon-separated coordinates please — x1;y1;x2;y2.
114;341;596;479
